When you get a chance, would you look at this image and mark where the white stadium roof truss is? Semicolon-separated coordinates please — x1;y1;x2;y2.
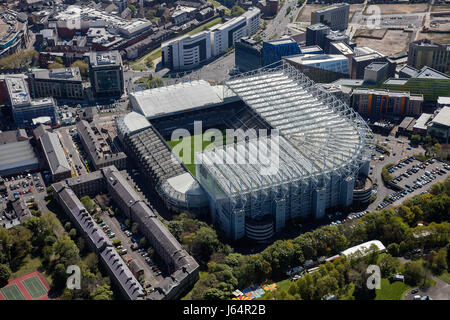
199;61;373;211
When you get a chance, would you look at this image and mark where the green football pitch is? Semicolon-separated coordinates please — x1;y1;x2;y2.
22;276;47;299
0;284;26;300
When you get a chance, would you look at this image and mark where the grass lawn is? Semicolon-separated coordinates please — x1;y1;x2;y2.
167;132;227;176
375;278;412;300
187;17;222;35
436;270;450;283
129;48;162;71
276;279;292;292
11;255;53;286
181;271;207;300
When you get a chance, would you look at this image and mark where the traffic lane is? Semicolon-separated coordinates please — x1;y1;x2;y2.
100;213;163;288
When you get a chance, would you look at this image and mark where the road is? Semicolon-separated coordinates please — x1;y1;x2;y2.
263;0;306;40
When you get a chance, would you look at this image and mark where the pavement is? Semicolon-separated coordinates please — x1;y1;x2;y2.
100;211;164;289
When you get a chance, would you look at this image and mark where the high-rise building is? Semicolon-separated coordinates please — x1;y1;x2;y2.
311;3;350;31
210;16;248;56
306;23;330;49
407;39;450;74
88;51;124;98
161;31;212;70
235;37;262;72
261;37;301;66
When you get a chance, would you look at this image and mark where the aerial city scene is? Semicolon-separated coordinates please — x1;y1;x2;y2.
0;0;449;307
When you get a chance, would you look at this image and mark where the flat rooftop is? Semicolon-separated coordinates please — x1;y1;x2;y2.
365;62;388;72
285;54;348;66
314;3;349;14
33;67;82;82
413;113;433;130
89;51;122;67
415;66;450;80
432;106;450;128
5;76;31;107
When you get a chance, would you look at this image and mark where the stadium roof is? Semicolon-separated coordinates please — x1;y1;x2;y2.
117;111;151;137
130;80;226;119
198;62;372;197
431;106;450;128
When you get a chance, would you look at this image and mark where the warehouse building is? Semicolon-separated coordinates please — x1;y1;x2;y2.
0;129;39;176
40;131;71;182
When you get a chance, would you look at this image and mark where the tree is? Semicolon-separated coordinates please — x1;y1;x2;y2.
431;248;447;274
0;264;11;286
80;196;95;213
69;228;77;239
231;6;245;17
378;253;399;278
0;50;38;69
404;261;425;286
71;60;89;78
55;57;64;64
140;237;147;248
113;239;121;247
411;135;421;145
91;284;113;300
52;236;80;267
49;62;64;69
191;226;221;262
387;243;400;256
128;4;137;16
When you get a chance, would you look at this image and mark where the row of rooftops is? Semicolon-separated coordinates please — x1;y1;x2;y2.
53;165;199;299
52;181;145;300
76;120;127;168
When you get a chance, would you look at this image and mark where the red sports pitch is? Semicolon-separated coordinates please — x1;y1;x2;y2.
0;271;56;300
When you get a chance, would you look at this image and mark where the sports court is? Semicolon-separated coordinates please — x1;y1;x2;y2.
0;284;26;300
0;271;54;300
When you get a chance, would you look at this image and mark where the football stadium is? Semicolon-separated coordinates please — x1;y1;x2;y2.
118;61;373;241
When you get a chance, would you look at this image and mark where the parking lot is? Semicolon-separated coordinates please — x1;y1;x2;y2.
99;211;165;292
0;172;46;228
378;157;450;210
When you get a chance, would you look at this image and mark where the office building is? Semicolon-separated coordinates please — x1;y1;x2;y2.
311;3;350;31
363;62;388;84
32;67;84;100
306;23;330;49
351;88;423;117
261;37;301;66
210;16;248;56
283;53;350;83
243;7;261;36
5;76;57;126
351;51;395;80
235;37;262;72
88;51;124;97
428;106;450;143
408;39;450;74
161;31;212;70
